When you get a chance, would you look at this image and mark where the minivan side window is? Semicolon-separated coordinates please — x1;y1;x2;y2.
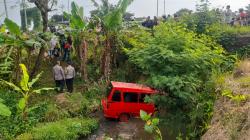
139;94;150;103
124;92;138;103
112;90;121;102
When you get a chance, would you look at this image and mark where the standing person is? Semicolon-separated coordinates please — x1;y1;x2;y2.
225;5;233;24
53;42;61;60
63;34;73;61
59;34;66;56
53;61;65;93
162;15;167;22
49;36;57;57
65;62;75;93
153;16;158;26
63;41;71;61
239;8;247;26
142;16;154;28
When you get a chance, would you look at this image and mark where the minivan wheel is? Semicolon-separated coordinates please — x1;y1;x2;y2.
119;113;130;122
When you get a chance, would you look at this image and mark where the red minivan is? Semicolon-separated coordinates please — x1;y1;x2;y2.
102;81;158;121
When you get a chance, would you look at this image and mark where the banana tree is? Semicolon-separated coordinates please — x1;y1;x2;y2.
2;18;28;82
91;0;134;81
0;64;54;120
2;18;50;80
64;2;89;82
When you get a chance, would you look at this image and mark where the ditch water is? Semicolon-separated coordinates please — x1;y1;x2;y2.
85;112;175;140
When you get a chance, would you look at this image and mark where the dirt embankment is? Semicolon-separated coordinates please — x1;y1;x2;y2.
225;35;250;52
202;60;250;140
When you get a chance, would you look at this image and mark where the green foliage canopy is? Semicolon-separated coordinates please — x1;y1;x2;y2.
126;22;235;138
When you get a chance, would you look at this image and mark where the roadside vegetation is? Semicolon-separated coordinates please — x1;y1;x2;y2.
0;0;250;139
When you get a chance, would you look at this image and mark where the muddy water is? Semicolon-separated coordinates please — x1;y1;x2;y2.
88;117;154;140
86;112;175;140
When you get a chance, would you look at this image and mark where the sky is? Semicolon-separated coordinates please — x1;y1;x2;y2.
0;0;250;25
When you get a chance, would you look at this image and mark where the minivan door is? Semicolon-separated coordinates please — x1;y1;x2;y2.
138;93;155;114
123;92;140;117
108;90;122;118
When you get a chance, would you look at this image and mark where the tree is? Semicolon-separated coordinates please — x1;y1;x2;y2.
50;14;69;23
20;7;42;30
91;0;134;81
27;0;57;79
64;2;89;81
27;0;57;32
175;8;192;17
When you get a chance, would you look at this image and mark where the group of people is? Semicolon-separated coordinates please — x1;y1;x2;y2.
224;5;249;26
48;33;73;62
142;16;159;28
53;61;76;93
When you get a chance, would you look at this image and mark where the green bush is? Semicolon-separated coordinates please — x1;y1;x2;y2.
55;92;102;117
43;103;70;122
236;45;250;58
126;23;236;139
16;118;98;140
206;24;250;52
0;90;47;139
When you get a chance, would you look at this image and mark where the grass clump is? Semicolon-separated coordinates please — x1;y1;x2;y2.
16;118;98;140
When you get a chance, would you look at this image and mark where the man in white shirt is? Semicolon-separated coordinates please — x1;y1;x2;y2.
49;36;57;57
225;5;233;24
65;62;75;93
53;61;65;92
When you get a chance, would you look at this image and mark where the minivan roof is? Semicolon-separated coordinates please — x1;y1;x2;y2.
111;81;156;93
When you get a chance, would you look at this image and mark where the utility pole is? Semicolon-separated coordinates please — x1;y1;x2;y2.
68;0;70;13
3;0;8;18
22;0;28;30
157;0;159;17
164;0;166;15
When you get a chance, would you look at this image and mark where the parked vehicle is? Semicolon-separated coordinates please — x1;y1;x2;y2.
102;81;158;121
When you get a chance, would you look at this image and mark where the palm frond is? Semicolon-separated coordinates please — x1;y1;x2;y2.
0;47;13;76
119;0;134;13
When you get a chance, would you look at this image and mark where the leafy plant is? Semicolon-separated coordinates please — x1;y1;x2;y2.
222;89;247;104
126;23;235;139
0;64;54;119
0;98;11;117
140;110;162;140
16;118;98;140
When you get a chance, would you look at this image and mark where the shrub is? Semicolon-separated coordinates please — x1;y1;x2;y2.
0;90;47;139
43;103;70;122
126;23;236;139
206;24;250;52
16;118;98;140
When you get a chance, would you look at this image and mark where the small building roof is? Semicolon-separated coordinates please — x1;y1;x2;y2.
111;81;156;93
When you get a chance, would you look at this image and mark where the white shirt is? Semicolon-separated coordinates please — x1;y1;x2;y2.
65;65;76;79
50;38;57;50
53;64;65;80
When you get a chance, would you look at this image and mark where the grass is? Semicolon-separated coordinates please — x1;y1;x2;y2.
16;118;98;140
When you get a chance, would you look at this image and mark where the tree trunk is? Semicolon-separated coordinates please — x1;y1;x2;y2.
93;37;98;64
30;46;45;79
82;40;88;82
41;11;48;32
79;40;83;78
103;38;111;81
27;48;32;71
14;48;22;83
